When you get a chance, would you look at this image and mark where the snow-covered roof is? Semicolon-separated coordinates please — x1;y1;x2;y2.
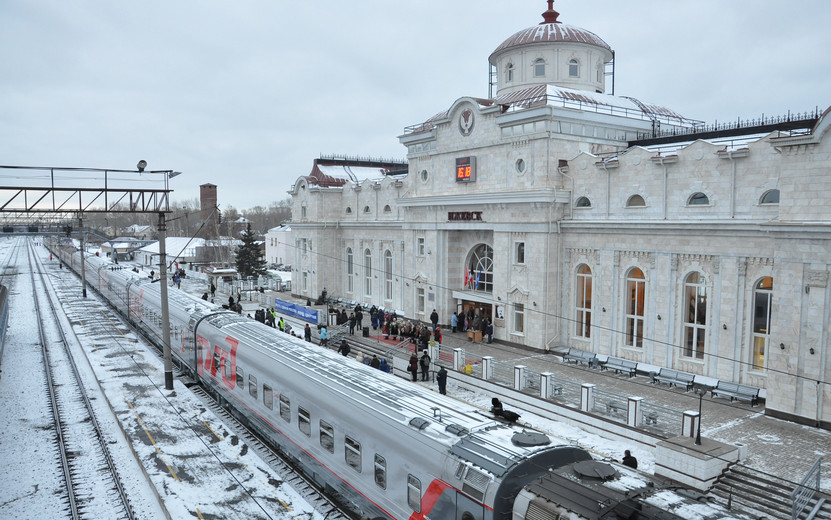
267;224;291;233
490;22;612;59
136;237;205;258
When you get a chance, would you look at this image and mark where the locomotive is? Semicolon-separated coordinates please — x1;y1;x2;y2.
55;246;755;520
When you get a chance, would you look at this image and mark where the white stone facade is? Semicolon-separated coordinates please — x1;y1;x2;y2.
289;10;831;428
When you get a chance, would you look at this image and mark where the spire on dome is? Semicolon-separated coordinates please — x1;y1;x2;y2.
541;0;560;24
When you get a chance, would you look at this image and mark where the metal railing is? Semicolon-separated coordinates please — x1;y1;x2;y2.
792;456;822;520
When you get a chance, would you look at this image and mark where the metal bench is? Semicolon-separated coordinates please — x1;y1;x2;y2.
651;368;695;391
563;348;598;367
711;381;760;406
601;356;638;377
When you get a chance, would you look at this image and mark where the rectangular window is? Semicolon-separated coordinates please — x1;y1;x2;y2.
279;394;291;422
263;384;273;409
248;374;258;399
236;367;244;388
301;205;307;218
417;237;425;256
515;242;525;264
416;288;425;316
302;238;307;253
625;276;645;348
407;474;422;512
298;407;311;436
320;421;334;453
513;303;525;334
213;351;220;375
345;436;361;472
576;267;592;338
374;454;387;489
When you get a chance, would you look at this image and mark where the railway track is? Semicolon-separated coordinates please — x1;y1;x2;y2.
27;240;137;520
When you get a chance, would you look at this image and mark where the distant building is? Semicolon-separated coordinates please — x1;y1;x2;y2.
289;3;831;428
135;237;204;269
124;224;153;240
264;224;292;267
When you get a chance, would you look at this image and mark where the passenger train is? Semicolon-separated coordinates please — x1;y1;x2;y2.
54;245;756;520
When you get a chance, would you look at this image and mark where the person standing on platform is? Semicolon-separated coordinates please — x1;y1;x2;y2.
355;307;363;331
436;366;447;395
451;312;458;333
348;312;356;335
430;309;439;334
420;350;431;382
622;450;638;469
408;353;419;382
304;323;312;342
320;325;328;346
486;319;493;344
434;327;442;345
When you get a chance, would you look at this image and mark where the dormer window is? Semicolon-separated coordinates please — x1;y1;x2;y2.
569;59;579;78
533;58;545;77
506;63;514;82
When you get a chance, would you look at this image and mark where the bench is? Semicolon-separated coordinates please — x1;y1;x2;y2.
563;348;598;367
601;356;638;377
606;401;625;415
651;368;695;391
711;381;760;406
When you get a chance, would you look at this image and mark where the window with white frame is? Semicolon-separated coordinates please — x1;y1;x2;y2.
515;242;525;264
384;250;393;300
752;277;772;370
417;237;425;256
407;475;422;512
416;287;425;316
364;249;372;296
625;268;645;348
575;264;592;338
301;204;307;218
683;272;707;359
346;248;354;293
466;244;494;292
568;58;579;77
513;302;525;334
506;63;514;82
534;58;545;77
345;436;361;472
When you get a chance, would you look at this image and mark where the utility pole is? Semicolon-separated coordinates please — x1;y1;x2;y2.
158;212;173;390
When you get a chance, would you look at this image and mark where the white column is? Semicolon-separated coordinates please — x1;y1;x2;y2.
482;356;493;380
581;383;596;412
682;410;700;438
627;396;643;427
514;365;527;391
453;348;463;372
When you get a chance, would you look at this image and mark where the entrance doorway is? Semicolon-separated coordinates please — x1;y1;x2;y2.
459;301;492;329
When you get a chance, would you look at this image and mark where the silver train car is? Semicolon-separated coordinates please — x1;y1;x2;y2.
57;248;756;520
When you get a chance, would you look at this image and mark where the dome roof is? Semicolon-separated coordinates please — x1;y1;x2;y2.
489;2;611;62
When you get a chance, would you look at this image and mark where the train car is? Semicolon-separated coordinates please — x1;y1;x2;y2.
0;284;8;372
55;246;757;520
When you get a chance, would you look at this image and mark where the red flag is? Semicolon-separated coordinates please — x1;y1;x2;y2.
464;266;470;288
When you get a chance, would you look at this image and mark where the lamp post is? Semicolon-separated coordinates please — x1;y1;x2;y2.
695;385;709;445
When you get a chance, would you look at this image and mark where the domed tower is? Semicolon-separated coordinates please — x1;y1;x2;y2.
489;0;614;97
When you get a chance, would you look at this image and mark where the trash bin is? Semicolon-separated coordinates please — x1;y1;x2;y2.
363;326;369;337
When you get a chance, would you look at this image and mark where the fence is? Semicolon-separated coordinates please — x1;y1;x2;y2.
791;456;822;520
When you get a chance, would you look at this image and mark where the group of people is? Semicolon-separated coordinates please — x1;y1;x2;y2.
339;339;391;373
451;310;494;343
407;349;447;394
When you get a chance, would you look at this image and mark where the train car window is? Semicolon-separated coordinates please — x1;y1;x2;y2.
407;474;422;513
263;385;274;409
224;358;232;380
374;454;386;489
213;352;220;374
345;436;361;472
236;367;244;388
248;375;258;399
298;407;310;436
320;421;334;453
279;395;290;422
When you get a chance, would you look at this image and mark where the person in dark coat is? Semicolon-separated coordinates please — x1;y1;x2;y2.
304;323;312;342
430;309;439;334
379;358;390;373
348;312;356;335
370;355;380;369
622;450;638;469
434;327;442;345
355;308;363;330
420;350;431;381
201;292;209;301
436;366;447;395
337;339;351;357
408;353;419;382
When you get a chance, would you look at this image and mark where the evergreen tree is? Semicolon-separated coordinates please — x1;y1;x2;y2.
235;223;267;278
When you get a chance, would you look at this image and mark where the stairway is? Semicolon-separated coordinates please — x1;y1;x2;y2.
710;465;831;520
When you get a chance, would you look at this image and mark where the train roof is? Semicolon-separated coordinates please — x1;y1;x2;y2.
215;316;563;478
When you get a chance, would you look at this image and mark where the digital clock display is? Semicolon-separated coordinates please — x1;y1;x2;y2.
455;156;476;182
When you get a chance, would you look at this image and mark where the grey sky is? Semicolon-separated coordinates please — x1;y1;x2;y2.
2;1;828;212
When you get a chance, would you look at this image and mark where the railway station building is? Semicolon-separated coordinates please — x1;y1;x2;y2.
288;3;831;428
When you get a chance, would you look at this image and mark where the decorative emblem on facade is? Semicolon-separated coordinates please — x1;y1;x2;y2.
459;108;475;136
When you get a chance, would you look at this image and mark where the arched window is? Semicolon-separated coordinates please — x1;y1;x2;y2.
568;59;579;77
346;248;354;293
506;63;514;82
752;277;773;370
345;207;352;214
384;250;393;301
683;272;707;359
626;194;646;207
466;244;493;292
576;196;591;208
533;58;545;77
383;204;391;213
363;206;371;214
625;268;645;348
760;189;780;204
364;249;372;297
688;192;709;205
575;265;592;338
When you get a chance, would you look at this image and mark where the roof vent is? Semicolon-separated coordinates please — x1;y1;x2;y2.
446;424;469;436
572;460;617;481
511;431;551;447
409;417;429;430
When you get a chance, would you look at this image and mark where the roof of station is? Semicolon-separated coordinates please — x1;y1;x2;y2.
489;1;612;62
300;156;408;188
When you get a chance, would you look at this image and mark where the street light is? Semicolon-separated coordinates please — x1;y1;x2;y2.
695;384;710;445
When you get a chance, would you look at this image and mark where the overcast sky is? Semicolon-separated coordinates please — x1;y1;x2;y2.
2;1;828;212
